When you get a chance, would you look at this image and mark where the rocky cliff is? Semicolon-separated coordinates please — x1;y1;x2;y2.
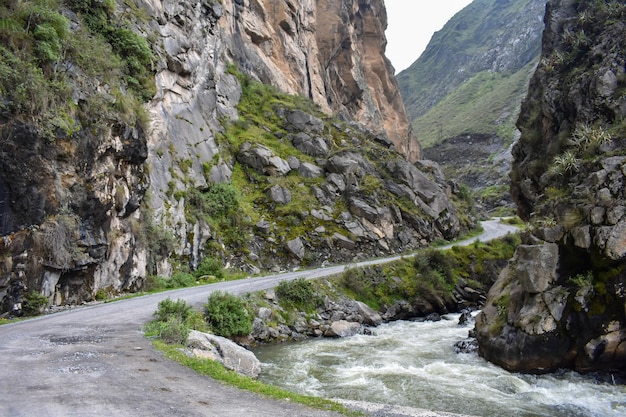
475;0;626;375
0;0;453;314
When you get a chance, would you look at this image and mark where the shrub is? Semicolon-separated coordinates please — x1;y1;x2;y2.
275;278;322;311
569;123;612;155
204;291;252;338
146;316;189;344
145;298;205;344
194;257;224;279
22;292;49;316
549;151;579;176
188;183;240;219
569;271;593;289
170;272;196;288
152;298;194;322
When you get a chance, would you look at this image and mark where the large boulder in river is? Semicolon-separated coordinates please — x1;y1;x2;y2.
474;237;626;375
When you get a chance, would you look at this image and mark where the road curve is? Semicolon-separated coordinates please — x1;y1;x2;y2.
0;219;518;417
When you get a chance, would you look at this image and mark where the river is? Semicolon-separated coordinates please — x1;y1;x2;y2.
253;313;626;417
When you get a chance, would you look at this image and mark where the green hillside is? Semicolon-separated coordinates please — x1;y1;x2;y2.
413;61;537;148
397;0;546;147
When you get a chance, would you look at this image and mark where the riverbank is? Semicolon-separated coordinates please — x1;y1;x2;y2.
254;314;626;417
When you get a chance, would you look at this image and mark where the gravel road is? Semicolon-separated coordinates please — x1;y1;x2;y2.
0;219;517;417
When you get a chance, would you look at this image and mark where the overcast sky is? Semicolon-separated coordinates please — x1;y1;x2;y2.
384;0;473;73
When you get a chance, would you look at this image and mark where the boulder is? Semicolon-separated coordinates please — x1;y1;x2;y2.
348;198;378;223
285;110;324;132
298;162;324;178
326;154;360;175
326;152;375;176
453;338;478;354
291;132;329;157
267;185;292;204
187;330;261;378
255;219;271;234
355;301;382;326
332;232;355;250
237;142;291;176
286;237;305;260
326;173;346;192
324;320;361;338
458;310;474;327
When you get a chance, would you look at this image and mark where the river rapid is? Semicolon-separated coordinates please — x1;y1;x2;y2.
253;313;626;417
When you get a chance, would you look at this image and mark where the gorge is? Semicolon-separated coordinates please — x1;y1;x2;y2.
0;0;625;414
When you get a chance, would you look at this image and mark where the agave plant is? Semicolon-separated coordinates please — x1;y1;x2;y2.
568;123;612;155
549;151;580;176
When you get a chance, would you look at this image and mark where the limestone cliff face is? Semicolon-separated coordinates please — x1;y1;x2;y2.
476;0;626;375
0;0;449;314
220;0;419;161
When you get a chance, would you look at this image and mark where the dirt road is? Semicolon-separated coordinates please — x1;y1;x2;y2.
0;219;517;417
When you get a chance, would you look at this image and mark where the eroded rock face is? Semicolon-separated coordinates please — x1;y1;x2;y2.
220;0;419;162
0;0;444;314
478;0;626;376
0;118;148;312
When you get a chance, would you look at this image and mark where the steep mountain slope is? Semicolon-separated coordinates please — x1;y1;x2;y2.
398;0;546;137
397;0;546;214
475;0;626;376
0;0;459;314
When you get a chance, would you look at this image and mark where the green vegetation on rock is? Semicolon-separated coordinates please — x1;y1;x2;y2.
0;0;154;138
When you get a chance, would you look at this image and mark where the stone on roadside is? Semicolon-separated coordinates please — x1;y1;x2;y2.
187;330;261;378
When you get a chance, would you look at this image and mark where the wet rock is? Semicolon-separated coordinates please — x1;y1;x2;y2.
454;338;478;354
325;320;361;338
425;313;441;322
458;310;474;327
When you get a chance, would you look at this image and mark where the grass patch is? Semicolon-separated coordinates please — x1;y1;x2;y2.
152;340;361;416
335;233;520;310
409;62;536;148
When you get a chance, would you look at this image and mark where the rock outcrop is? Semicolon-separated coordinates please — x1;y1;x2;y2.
221;0;420;161
0;0;451;314
476;0;626;375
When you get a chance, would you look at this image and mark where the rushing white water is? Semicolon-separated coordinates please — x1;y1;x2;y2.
253;314;626;417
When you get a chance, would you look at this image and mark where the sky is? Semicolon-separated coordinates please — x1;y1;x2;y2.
384;0;474;73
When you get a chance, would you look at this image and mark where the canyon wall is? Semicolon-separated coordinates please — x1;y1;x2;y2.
475;0;626;375
0;0;445;314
